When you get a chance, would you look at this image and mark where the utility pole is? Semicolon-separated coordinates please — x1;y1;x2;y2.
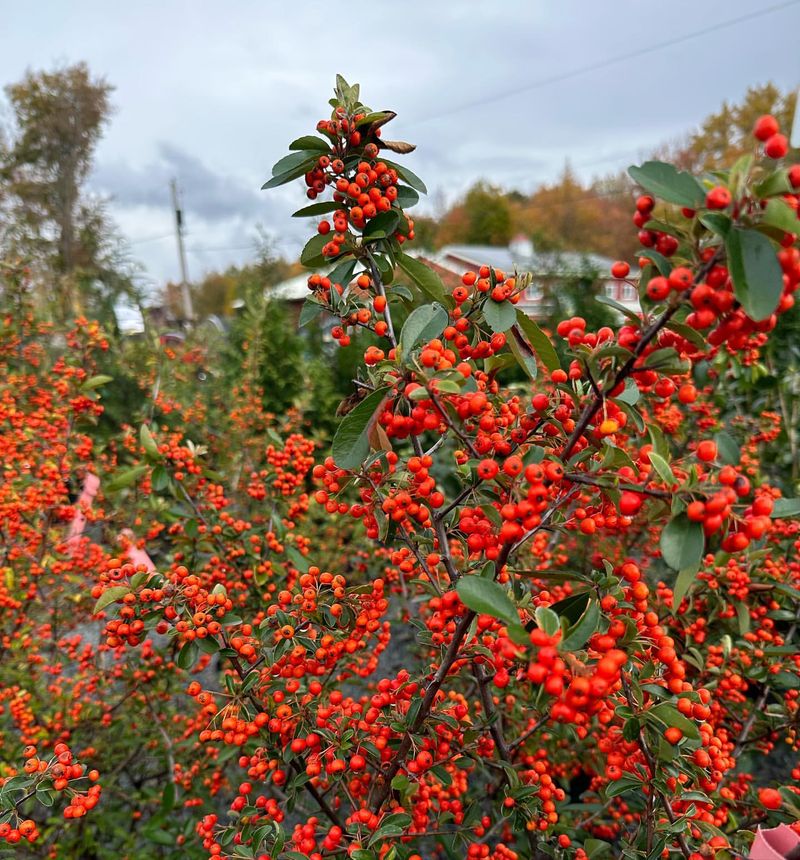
170;178;194;323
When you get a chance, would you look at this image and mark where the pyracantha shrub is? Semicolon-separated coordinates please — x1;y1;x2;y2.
2;78;800;859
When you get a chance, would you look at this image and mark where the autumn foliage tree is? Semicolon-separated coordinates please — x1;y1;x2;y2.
2;75;800;860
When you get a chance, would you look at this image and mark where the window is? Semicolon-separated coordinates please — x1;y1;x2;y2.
524;281;541;302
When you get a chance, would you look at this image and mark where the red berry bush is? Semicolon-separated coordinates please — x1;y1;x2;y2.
1;77;800;859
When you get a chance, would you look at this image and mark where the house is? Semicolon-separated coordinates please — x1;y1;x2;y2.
429;236;639;318
268;235;640;325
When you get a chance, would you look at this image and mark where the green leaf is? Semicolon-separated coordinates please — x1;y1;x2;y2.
754;168;793;198
395;184;420;209
292;201;340;218
639;248;673;276
35;786;56;807
772;498;800;518
584;839;613;858
300;233;331;268
560;599;600;652
456;575;517;626
150;464;170;492
81;374;113;391
299;298;325;328
649;703;700;740
648;452;674;484
508;326;538;380
535;606;560;637
736;602;751;635
271;151;318;177
93;585;129;615
595;293;642;324
628;161;705;208
699;212;732;237
331;387;390;471
262;153;318;189
671;566;698;613
725;227;783;322
550;591;591;625
605;776;642;798
328;258;357;288
288;135;331;153
396;252;446;304
380;158;427;194
368;813;412;846
177;639;199;670
483;298;516;333
714;430;740;466
614;379;640;406
106;464;148;491
140;423;160;459
399;303;448;359
515;310;561;372
363;209;400;240
660;514;704;572
762;198;800;235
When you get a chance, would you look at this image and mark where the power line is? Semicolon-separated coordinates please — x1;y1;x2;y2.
129;232;173;246
186;243;256;254
411;0;800;125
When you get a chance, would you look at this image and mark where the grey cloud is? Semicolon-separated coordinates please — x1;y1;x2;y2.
92;142;266;221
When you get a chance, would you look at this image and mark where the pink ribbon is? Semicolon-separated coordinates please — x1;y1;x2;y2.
749;825;800;859
66;474;155;571
66;473;100;544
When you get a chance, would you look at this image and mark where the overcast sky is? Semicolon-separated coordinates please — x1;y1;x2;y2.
2;0;799;290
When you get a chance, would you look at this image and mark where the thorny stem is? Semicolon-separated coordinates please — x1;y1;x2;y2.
621;676;692;859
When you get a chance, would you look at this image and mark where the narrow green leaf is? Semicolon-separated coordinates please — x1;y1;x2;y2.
106;464;148;491
456;575;517;626
300;233;331;268
649;703;700;740
288;135;331;153
396;252;446;304
292;201;340;218
535;606;560;637
94;585;130;615
177;639;199;670
699;212;732;237
725;227;783;322
515;310;561;372
380;158;427;194
81;374;114;391
671;566;697;613
560;599;600;652
648;452;674;485
772;498;800;518
483;298;516;333
762;198;800;235
595;293;642;323
299;298;325;327
714;430;740;466
331;387;390;471
660;514;704;572
628;161;706;208
508;325;538;380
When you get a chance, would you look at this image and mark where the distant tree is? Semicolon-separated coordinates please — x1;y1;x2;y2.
0;62;118;316
225;289;303;414
437;182;512;246
669;83;798;172
408;214;438;249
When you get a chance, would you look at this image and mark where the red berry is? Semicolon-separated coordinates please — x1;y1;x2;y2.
611;261;630;278
753;114;779;142
764;133;788;159
696;440;718;462
758;787;783;810
706;186;731;210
